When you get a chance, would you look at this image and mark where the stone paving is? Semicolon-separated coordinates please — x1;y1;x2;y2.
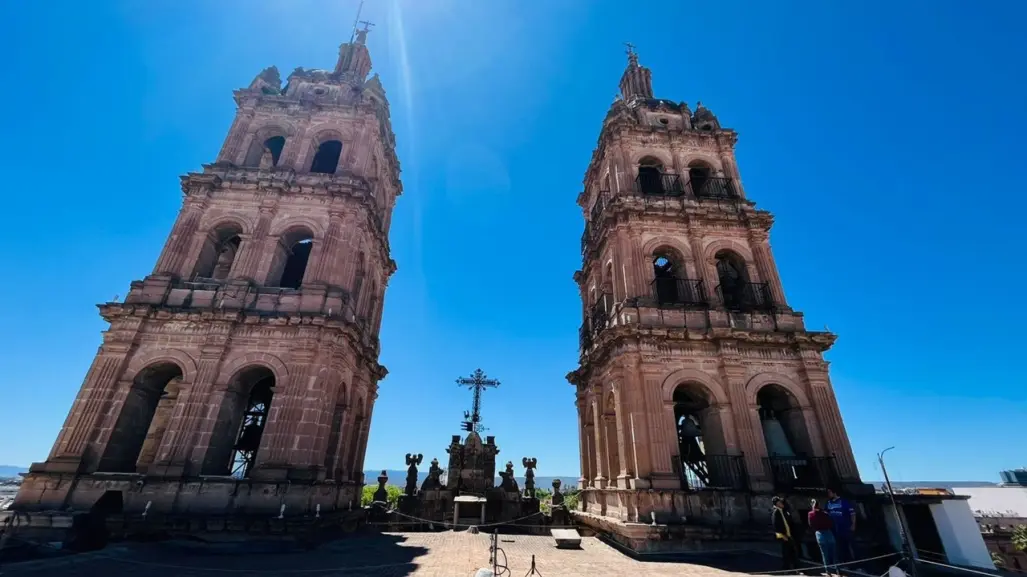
0;531;798;576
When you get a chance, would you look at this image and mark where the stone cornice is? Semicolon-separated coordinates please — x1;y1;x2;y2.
98;302;385;376
577;323;836;374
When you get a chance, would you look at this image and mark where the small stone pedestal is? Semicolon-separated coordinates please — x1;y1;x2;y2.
454;495;486;527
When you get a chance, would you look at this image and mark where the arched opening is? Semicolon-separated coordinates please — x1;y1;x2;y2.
636;156;665;195
310;140;343;174
268;228;314;289
688;161;714;196
757;384;818;487
672;383;739;489
228;368;275;478
98;363;184;473
653;251;680;304
715;250;751;309
193;225;242;281
245;135;287;168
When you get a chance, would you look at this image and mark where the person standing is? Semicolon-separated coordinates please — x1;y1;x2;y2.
772;496;799;572
809;498;837;575
825;487;857;564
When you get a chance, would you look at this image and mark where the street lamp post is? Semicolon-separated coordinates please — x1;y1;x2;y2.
879;447;917;577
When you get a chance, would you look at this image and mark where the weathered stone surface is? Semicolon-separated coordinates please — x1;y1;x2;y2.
13;30;400;521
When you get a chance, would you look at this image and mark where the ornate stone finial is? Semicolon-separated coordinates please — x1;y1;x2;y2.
420;457;443;492
404;453;423;497
551;478;565;507
373;470;389;503
522;457;538;499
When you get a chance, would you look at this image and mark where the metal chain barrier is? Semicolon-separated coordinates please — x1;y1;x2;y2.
746;551;900;575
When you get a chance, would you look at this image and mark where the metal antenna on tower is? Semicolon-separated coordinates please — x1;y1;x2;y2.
349;0;365;44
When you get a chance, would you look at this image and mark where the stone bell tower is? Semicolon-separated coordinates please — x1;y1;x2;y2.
14;24;400;517
567;47;869;546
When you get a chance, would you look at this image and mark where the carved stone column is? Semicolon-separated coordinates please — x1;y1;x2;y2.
720;152;745;199
590;389;608;488
353;392;376;475
309;210;346;285
256;338;321;477
800;354;859;480
575;393;589;488
750;231;787;306
688;230;716;304
217;111;252;164
153;198;207;277
49;346;131;466
611;380;635;484
621;355;651;488
720;350;766;482
233;206;276;282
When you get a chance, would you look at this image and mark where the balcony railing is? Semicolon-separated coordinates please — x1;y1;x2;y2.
579;324;592;352
675;454;749;491
589;190;611;224
634;173;685;197
764;456;840;492
689;177;739;200
588;293;614;336
716;282;775;311
651;278;708;307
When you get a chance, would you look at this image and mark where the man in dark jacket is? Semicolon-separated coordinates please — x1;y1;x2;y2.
772;496;799;571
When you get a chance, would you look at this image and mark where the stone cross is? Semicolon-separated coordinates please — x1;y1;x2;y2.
456;369;500;433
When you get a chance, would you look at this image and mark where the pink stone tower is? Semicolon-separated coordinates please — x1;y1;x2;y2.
14;25;400;516
568;46;870;548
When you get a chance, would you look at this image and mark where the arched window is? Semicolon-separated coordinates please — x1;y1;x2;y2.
310;140;343;174
688;161;714;197
636;156;665;195
268;228;314;289
671;383;733;489
98;363;184;473
758;384;818;488
193;226;243;281
244;135;287;168
653;252;680;304
229;370;275;478
715;250;750;308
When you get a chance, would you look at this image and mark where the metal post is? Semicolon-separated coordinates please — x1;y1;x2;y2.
879;447;917;577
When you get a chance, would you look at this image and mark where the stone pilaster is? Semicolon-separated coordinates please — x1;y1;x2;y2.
256;340;321;477
575;392;589;488
800;353;860;480
750;231;787;306
719;347;766;481
309;211;346;285
49;347;131;465
590;389;608;488
153;198;207;277
233;205;276;282
611;380;635;483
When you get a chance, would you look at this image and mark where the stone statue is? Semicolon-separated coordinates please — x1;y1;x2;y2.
259;147;274;170
420;457;443;491
404;453;423;497
551;478;565;507
522;457;538;498
499;461;519;493
373;470;389;503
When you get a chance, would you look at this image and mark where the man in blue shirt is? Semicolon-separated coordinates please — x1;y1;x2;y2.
825;487;856;563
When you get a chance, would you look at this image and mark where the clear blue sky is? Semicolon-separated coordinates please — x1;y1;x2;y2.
1;0;1024;483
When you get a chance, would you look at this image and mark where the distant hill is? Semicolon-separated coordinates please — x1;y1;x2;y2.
865;481;998;489
0;465;27;478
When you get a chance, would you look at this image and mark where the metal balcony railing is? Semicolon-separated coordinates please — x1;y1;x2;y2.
651;277;708;307
716;282;775;311
689;177;739;200
676;454;749;491
589;190;611;223
588;293;614;335
764;455;840;492
634;173;685;197
578;324;592;352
